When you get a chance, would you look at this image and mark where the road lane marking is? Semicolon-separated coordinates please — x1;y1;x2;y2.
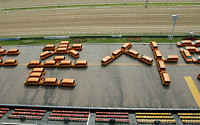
184;76;200;108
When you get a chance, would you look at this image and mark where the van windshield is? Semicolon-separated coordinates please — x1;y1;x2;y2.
187;56;192;59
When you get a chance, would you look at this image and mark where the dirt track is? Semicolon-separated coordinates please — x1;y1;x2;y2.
1;0;200;9
0;6;200;36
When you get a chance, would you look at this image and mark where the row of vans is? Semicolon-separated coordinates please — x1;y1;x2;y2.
151;41;171;86
40;49;80;60
177;40;200;47
0;49;20;55
27;60;88;68
0;59;18;66
180;46;200;53
24;68;76;87
101;43;131;65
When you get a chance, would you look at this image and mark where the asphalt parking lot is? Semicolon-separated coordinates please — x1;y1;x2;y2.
0;44;199;108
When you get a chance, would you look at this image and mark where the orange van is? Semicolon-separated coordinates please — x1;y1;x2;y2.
24;78;41;86
43;44;57;51
112;49;123;58
192;56;200;63
153;50;162;60
0;49;7;55
27;60;42;68
58;79;76;87
51;56;65;63
41;78;58;86
101;55;115;65
180;46;198;53
42;60;57;67
4;59;18;66
7;49;20;55
58;44;69;48
27;72;44;79
160;72;171;86
162;55;178;63
58;41;69;45
57;60;72;68
68;50;79;58
29;68;46;75
72;60;87;68
157;60;166;73
138;55;153;65
0;59;4;66
192;40;200;47
40;51;54;60
54;48;67;54
150;41;158;50
125;49;139;58
71;44;82;50
177;40;192;47
121;43;132;52
181;50;192;63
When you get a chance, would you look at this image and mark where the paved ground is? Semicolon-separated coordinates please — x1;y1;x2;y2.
0;44;199;108
0;5;200;36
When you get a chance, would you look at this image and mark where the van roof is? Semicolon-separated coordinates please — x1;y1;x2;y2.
30;72;42;76
27;78;40;82
5;59;16;63
45;60;56;64
60;60;71;64
154;50;162;55
8;49;18;52
158;60;165;67
150;41;158;46
53;56;65;59
112;49;122;55
69;50;79;54
180;40;192;43
122;43;131;48
40;51;51;56
0;49;6;52
60;41;69;44
62;79;75;83
75;60;87;64
58;45;68;47
167;55;179;58
45;44;55;47
57;48;67;51
162;72;171;81
102;56;113;62
72;44;82;47
44;78;57;82
142;55;153;61
183;50;191;56
29;60;40;64
128;49;139;54
194;40;200;43
185;46;197;49
32;68;44;72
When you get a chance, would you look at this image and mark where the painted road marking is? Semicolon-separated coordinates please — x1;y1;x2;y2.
18;63;200;66
184;76;200;108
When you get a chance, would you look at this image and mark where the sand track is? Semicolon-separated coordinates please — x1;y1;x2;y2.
0;6;200;36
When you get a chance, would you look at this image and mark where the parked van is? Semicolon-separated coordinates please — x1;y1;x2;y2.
125;49;139;58
177;40;192;47
57;60;72;68
27;72;44;79
7;49;20;55
68;50;79;58
71;44;82;50
157;60;166;73
58;44;68;48
121;43;132;52
29;68;46;75
180;46;198;53
162;55;178;63
54;48;67;54
150;41;158;50
41;78;58;86
101;55;115;65
42;60;57;67
51;56;65;63
153;50;162;60
112;49;123;58
40;51;54;60
57;41;69;46
43;44;56;51
4;59;18;66
181;50;192;63
58;79;76;87
72;60;87;68
24;78;41;86
192;56;200;63
160;72;171;86
138;55;153;65
192;40;200;47
27;60;42;68
0;49;7;55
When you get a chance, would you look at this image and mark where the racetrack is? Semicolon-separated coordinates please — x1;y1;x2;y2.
0;5;200;36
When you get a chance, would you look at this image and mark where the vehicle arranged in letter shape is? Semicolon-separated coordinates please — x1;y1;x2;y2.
121;43;132;52
43;44;57;51
177;40;192;47
72;60;87;68
24;78;41;86
51;56;65;63
29;68;46;75
4;59;18;66
68;50;79;58
41;78;58;86
42;60;57;67
112;49;123;58
101;55;115;65
125;49;139;58
58;79;76;87
150;41;158;50
180;50;192;63
0;49;7;55
27;60;42;68
71;44;82;50
138;55;153;65
27;72;44;79
40;51;54;60
7;49;20;55
57;60;72;68
160;72;171;86
162;55;178;63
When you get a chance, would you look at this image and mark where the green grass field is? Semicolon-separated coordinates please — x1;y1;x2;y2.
0;37;183;45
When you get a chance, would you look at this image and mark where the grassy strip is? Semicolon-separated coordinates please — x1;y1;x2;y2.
0;37;182;45
1;3;200;11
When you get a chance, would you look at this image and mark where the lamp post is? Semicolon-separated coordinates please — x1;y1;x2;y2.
145;0;149;7
169;15;178;41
